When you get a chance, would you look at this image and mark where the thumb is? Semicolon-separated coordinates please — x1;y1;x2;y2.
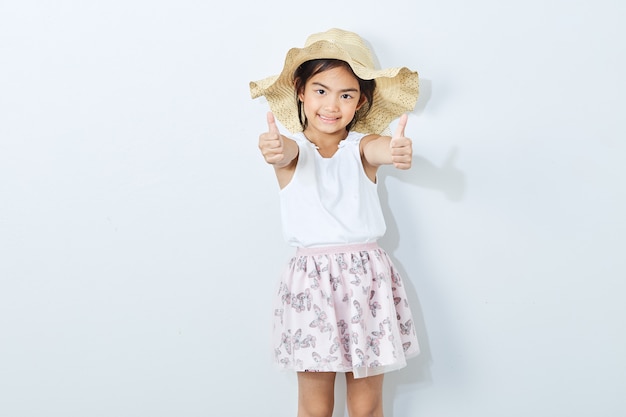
267;111;279;135
392;113;408;140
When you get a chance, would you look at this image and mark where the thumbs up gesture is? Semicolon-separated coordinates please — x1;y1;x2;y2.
390;113;412;170
259;112;285;164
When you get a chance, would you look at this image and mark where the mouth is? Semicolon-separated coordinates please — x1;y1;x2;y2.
318;114;340;123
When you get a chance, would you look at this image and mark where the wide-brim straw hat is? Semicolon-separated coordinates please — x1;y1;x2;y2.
250;28;419;135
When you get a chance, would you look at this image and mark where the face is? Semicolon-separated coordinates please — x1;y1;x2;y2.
298;66;366;136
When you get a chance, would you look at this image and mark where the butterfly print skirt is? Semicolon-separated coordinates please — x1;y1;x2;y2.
272;242;419;379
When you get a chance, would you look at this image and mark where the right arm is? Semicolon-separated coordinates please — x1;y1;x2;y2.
258;112;299;188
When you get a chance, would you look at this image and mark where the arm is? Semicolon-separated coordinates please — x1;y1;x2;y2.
361;114;412;177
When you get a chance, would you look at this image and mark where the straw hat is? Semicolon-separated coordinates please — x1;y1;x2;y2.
249;28;419;135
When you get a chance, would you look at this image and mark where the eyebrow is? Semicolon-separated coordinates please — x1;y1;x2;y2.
311;82;359;93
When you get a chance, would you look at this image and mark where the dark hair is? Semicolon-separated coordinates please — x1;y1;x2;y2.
293;59;376;131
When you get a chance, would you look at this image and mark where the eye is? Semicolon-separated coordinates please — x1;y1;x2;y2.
315;89;326;95
341;93;354;100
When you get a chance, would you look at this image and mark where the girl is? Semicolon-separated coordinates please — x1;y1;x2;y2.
250;28;420;417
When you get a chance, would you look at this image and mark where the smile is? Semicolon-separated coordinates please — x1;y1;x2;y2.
318;114;340;123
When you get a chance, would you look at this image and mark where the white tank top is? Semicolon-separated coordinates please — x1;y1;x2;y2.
279;131;386;248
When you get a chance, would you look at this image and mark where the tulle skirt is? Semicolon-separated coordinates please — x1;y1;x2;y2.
272;242;419;379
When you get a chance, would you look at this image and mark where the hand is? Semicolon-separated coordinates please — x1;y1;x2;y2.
258;112;284;164
390;113;412;170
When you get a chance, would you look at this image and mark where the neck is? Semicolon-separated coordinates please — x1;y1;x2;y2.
303;129;348;149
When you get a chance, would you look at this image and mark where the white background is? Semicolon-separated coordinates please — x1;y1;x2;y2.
1;1;625;416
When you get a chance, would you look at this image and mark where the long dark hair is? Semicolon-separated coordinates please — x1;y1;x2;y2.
293;59;376;131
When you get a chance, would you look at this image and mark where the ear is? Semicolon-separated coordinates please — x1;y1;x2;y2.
294;80;304;102
356;94;368;111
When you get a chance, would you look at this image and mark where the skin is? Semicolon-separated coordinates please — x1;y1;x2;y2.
297;372;385;417
258;65;413;417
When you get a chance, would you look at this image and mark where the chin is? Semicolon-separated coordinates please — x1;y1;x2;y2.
314;120;348;133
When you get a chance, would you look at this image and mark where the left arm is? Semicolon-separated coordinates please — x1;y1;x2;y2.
361;114;412;180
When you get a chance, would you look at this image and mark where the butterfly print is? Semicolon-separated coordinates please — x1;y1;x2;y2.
349;253;368;276
382;317;391;331
292;329;311;350
295;256;307;272
302;335;316;348
350;274;361;286
366;335;381;356
320;289;334;307
278;282;291;306
309;257;328;289
281;292;292;305
369;290;381;317
308;256;328;279
352;348;368;367
329;274;342;291
280;331;292;355
391;270;402;286
310;304;333;336
351;300;363;324
337;319;348;335
340;333;351;353
381;318;394;341
372;272;385;288
335;254;348;271
278;282;289;295
393;295;402;306
312;352;338;366
309;275;320;290
400;319;413;335
291;288;312;313
274;308;284;324
372;322;386;339
292;329;304;349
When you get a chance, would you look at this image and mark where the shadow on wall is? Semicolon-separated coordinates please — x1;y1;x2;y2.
389;78;466;203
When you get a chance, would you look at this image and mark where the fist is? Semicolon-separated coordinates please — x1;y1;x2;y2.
259;112;284;164
390;113;412;170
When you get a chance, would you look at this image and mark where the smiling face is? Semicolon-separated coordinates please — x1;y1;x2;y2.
297;65;366;138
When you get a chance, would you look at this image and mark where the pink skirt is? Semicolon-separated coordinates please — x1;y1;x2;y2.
272;242;419;379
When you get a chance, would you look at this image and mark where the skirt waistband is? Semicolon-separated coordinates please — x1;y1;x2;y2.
295;242;380;256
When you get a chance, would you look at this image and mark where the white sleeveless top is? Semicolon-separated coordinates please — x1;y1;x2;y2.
279;131;387;248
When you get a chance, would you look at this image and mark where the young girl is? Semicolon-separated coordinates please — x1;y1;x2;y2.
250;28;420;417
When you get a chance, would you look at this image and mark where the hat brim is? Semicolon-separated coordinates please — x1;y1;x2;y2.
250;40;419;134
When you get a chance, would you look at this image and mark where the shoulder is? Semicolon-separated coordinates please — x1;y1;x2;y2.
345;131;368;143
358;133;383;151
288;132;307;143
344;131;374;151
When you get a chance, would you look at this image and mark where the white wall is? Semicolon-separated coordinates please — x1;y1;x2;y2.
1;1;625;416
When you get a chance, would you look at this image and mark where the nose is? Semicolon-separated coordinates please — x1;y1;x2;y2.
323;95;340;111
